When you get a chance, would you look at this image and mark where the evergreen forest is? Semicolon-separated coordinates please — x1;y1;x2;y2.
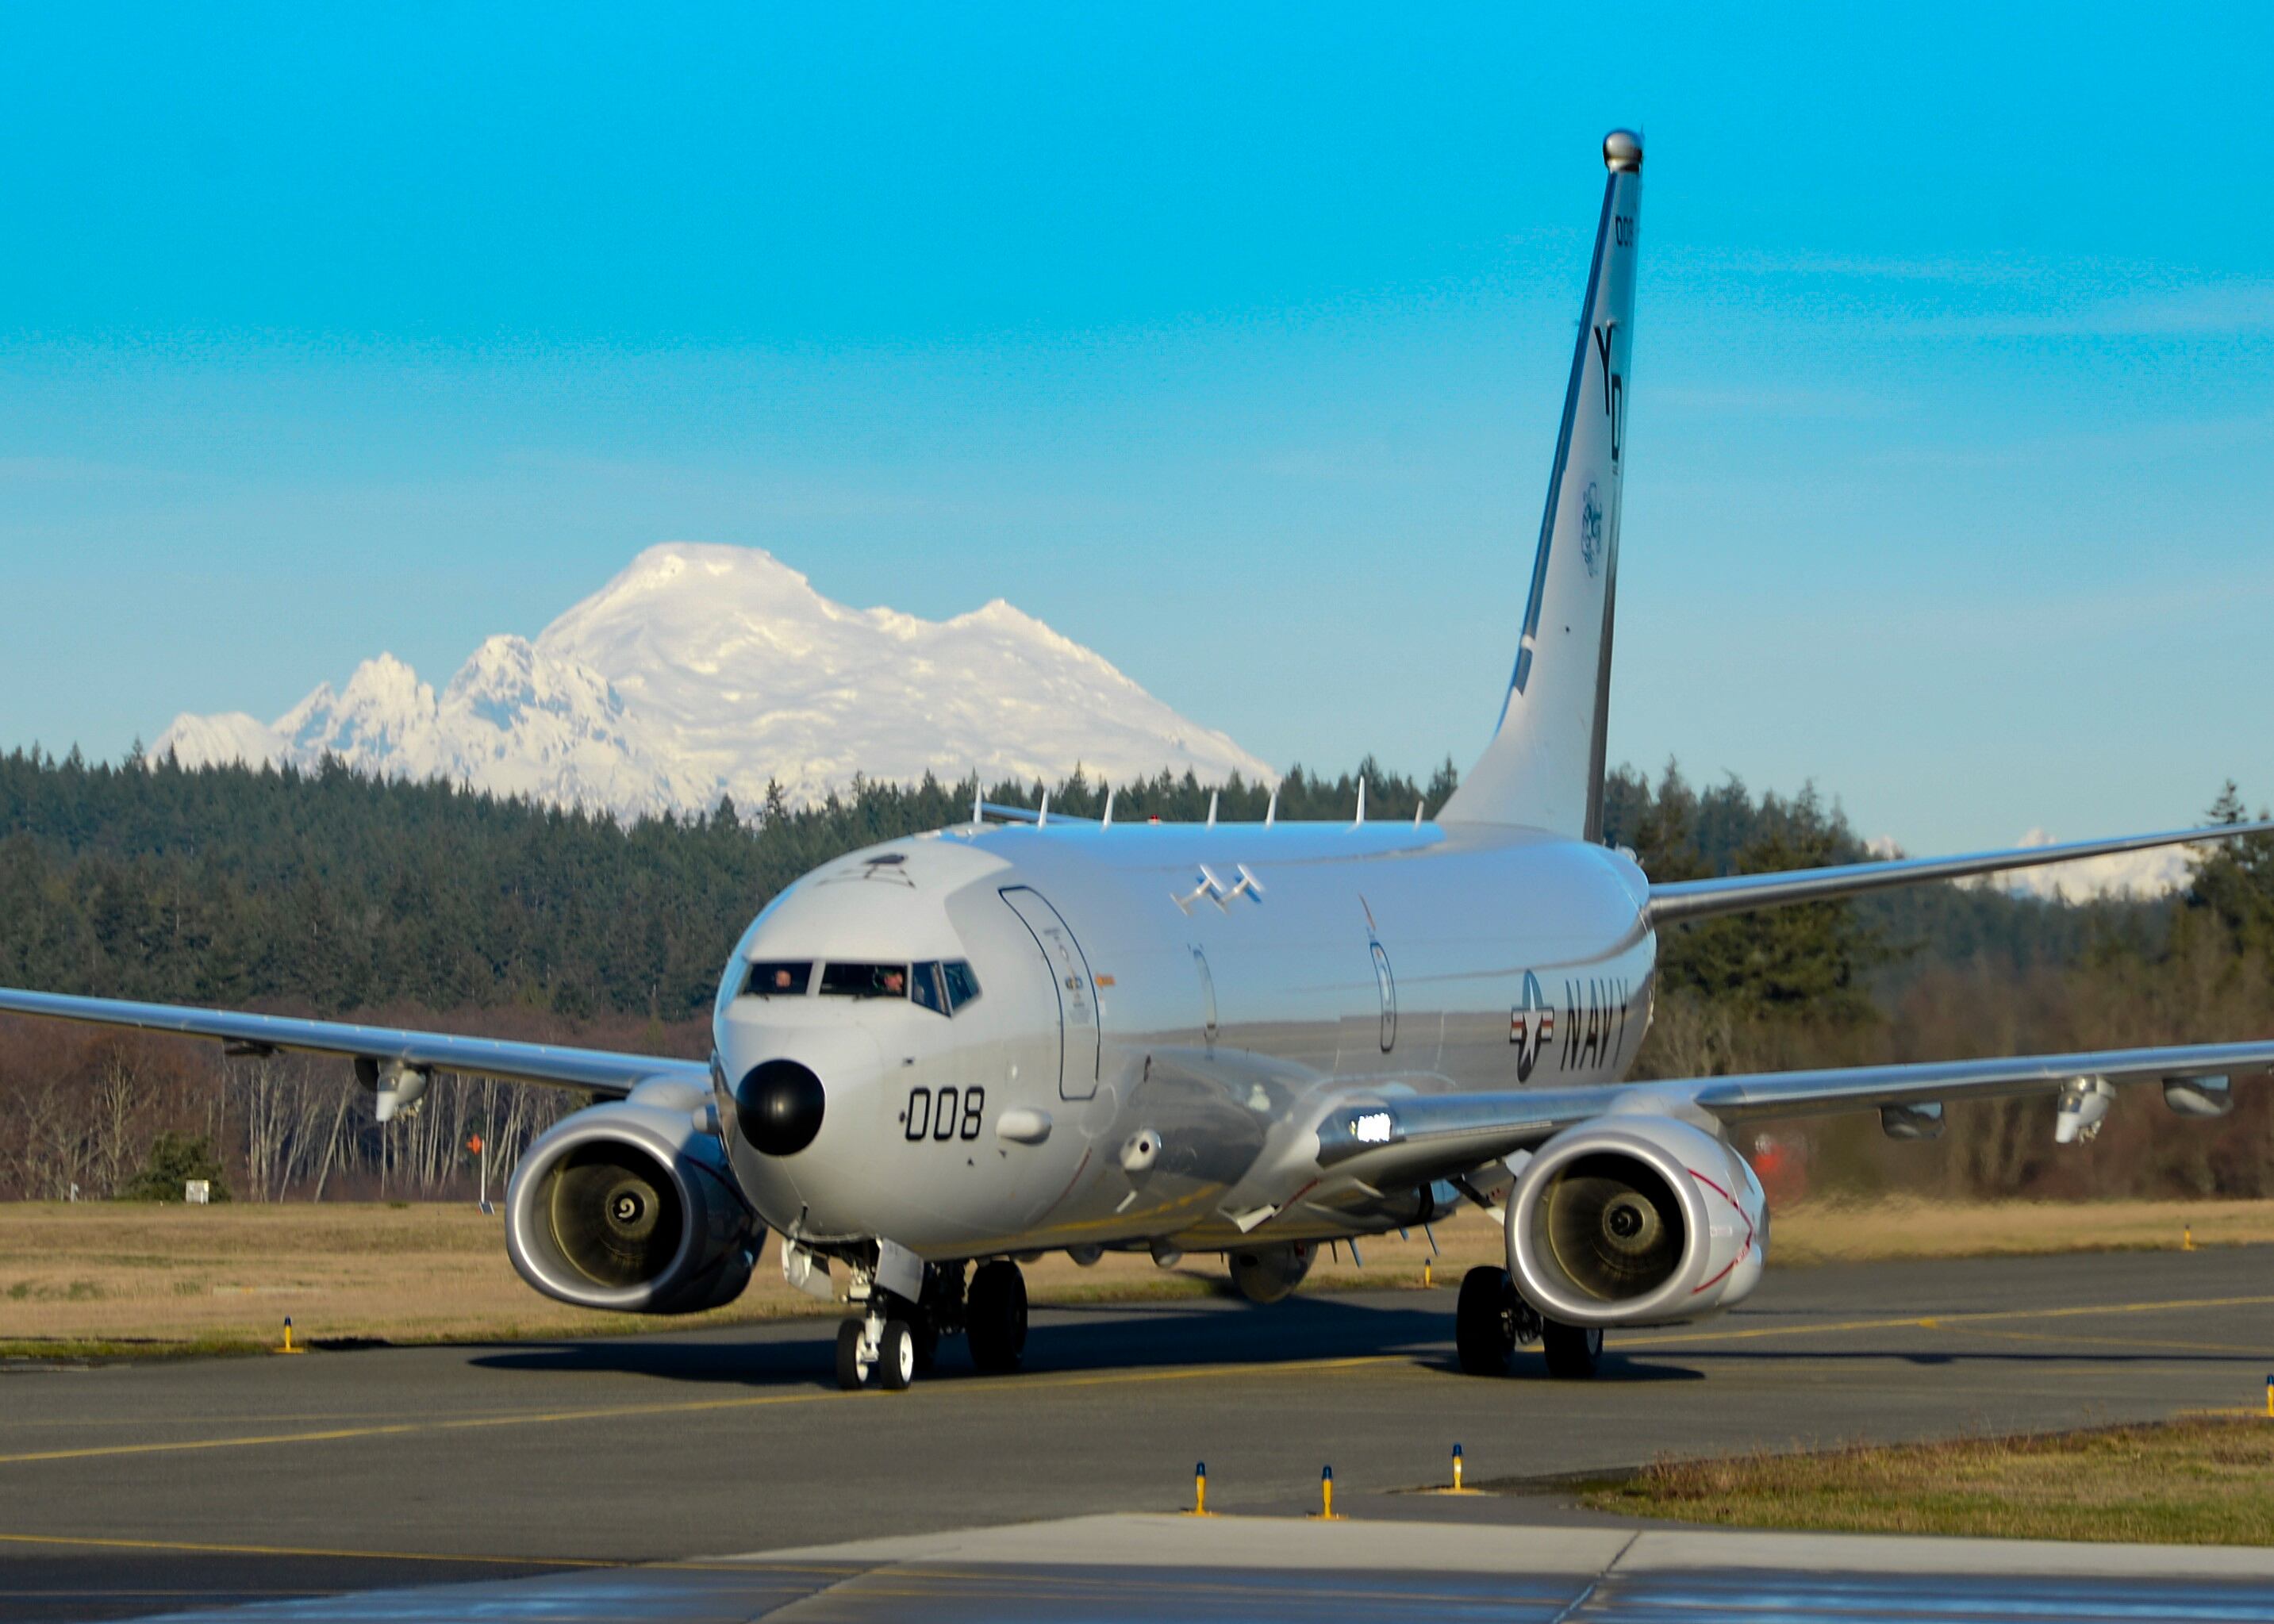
1;747;2268;1206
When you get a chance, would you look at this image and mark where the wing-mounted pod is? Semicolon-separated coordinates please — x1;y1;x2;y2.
354;1056;431;1123
506;1077;762;1315
1227;1240;1316;1304
1504;1114;1766;1326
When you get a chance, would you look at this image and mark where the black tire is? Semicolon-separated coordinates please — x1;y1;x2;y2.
1455;1265;1517;1376
880;1288;938;1374
1541;1317;1605;1380
876;1319;917;1392
966;1260;1028;1374
834;1318;867;1391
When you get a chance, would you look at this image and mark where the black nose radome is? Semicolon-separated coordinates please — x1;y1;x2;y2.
736;1061;826;1156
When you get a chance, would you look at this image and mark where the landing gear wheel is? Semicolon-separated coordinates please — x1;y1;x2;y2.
834;1318;867;1391
1541;1318;1605;1380
1455;1266;1518;1376
876;1319;917;1392
966;1259;1028;1374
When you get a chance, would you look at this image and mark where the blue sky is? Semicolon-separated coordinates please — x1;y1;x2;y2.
2;3;2269;851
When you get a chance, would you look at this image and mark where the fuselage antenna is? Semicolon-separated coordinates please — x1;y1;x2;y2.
1207;790;1219;827
1265;785;1278;827
1102;786;1116;828
1353;777;1367;828
1414;800;1426;828
972;777;982;827
1038;789;1051;828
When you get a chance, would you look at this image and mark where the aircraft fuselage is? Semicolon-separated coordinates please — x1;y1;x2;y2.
713;820;1657;1259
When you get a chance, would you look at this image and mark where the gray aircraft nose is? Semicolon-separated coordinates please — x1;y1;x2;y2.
733;1059;825;1156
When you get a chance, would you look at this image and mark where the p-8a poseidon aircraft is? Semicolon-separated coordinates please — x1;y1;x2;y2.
6;129;2272;1392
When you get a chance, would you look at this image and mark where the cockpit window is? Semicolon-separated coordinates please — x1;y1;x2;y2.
819;962;909;1000
899;961;982;1016
747;961;813;997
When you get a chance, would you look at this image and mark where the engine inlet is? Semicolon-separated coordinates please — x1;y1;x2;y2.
1538;1152;1686;1301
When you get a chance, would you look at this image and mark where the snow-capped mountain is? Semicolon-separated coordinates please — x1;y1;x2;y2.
1874;829;2196;901
1981;828;2198;903
157;543;1273;818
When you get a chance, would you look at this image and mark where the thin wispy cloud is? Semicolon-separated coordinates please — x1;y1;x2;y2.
1888;282;2274;340
1660;248;2038;287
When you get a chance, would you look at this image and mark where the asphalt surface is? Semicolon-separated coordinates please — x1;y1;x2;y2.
3;1244;2272;1621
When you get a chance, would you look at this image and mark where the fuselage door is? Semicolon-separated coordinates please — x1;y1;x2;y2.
1000;886;1101;1100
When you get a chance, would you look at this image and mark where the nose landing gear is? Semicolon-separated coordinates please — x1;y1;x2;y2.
831;1257;1028;1390
835;1313;917;1392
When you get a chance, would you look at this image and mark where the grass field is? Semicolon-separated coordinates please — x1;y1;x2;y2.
1584;1416;2274;1545
2;1196;2268;1358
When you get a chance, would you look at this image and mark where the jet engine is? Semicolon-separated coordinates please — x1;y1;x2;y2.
506;1079;761;1315
1505;1115;1767;1326
1227;1240;1316;1304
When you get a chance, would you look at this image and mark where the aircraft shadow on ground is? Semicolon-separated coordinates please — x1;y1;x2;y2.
472;1295;1481;1388
463;1283;2245;1389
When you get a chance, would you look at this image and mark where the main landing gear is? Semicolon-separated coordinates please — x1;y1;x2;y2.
834;1257;1028;1391
1455;1265;1604;1380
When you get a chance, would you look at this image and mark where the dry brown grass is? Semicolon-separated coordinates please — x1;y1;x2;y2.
1765;1195;2274;1265
1585;1416;2274;1545
2;1196;2267;1357
0;1202;1476;1356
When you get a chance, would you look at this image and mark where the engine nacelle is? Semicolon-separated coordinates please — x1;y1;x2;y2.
1227;1240;1316;1304
506;1080;761;1315
1506;1114;1767;1327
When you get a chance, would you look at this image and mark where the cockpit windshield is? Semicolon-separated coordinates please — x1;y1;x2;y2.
819;962;909;999
747;958;981;1012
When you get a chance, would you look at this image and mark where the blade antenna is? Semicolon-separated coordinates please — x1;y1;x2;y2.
972;776;982;827
1207;790;1219;828
1265;786;1278;827
1352;777;1366;828
1038;789;1051;828
1102;786;1116;828
1414;800;1426;828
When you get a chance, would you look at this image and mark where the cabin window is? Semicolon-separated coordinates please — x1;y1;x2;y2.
819;962;910;999
747;961;813;997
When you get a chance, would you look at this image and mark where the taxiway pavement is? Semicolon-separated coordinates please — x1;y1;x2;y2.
3;1245;2271;1621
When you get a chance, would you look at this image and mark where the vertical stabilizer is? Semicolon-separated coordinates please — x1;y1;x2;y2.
1439;130;1642;837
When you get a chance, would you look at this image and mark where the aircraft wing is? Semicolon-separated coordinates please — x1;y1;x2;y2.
0;986;707;1098
1314;1038;2274;1191
1646;820;2272;926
